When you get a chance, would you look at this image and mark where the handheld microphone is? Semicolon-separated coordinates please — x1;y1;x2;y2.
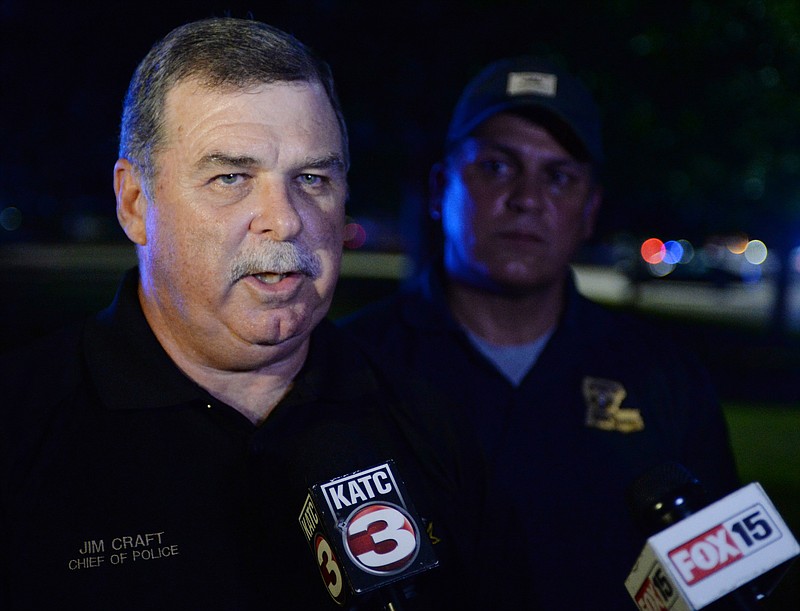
624;462;799;610
299;460;439;609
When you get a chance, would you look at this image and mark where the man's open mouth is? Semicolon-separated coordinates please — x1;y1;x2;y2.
252;272;291;285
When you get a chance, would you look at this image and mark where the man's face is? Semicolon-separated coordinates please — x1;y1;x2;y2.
124;80;347;370
437;112;600;295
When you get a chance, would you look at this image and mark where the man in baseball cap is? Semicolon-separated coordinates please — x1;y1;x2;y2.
445;56;603;164
342;56;739;608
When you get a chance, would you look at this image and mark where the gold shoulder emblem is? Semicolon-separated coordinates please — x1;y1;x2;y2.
582;376;644;433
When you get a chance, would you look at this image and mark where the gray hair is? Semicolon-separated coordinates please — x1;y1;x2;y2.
118;17;349;189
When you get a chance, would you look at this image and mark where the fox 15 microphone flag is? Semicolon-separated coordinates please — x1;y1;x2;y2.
625;482;799;610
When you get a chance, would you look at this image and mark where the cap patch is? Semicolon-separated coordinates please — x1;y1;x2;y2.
506;71;558;98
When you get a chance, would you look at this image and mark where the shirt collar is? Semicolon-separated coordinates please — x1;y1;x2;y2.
401;261;583;333
399;263;461;331
83;268;206;410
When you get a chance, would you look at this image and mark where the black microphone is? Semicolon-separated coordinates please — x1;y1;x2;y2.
627;462;709;537
298;460;439;610
625;462;799;610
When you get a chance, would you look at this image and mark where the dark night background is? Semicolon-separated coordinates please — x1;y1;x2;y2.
2;1;800;606
4;0;800;389
4;0;800;249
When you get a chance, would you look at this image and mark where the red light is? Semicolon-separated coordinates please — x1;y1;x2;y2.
641;238;666;264
343;222;367;249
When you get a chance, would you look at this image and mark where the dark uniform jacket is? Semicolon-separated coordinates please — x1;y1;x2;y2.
340;265;741;610
1;269;485;610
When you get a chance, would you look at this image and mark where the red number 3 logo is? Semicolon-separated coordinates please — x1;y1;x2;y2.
315;535;345;603
344;503;419;574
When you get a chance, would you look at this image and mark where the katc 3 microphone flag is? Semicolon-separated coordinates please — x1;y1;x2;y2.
299;460;439;606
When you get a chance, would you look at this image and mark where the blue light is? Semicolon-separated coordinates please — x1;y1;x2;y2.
663;240;684;265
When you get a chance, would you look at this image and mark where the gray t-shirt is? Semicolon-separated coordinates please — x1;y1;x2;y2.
464;327;553;386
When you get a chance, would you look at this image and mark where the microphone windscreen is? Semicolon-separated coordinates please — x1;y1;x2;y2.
626;462;709;536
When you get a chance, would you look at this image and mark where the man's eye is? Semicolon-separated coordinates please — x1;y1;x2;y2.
298;174;324;186
478;160;512;176
550;170;578;188
215;173;245;186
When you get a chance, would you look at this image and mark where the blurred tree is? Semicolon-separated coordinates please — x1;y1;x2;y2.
595;1;800;238
587;0;800;335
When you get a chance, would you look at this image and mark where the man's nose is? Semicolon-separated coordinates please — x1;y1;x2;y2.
248;180;303;240
506;173;544;213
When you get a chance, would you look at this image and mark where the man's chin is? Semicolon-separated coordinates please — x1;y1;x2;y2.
240;305;327;349
483;271;562;297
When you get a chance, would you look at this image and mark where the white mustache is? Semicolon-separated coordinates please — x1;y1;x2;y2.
229;241;322;282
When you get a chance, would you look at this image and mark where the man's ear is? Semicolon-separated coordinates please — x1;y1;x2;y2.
428;161;447;220
581;186;603;240
114;158;148;245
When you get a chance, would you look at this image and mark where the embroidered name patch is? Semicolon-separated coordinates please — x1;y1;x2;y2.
67;530;179;571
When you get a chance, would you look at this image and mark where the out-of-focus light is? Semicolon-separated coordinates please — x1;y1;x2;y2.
663;240;684;265
0;206;22;231
727;233;749;255
739;261;763;284
343;222;367;249
791;247;800;274
677;239;695;264
641;238;665;264
703;241;726;264
648;261;675;277
744;239;768;265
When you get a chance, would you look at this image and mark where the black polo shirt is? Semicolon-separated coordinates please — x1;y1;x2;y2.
341;265;742;610
1;269;483;610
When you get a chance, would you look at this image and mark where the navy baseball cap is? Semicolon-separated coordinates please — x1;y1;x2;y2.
445;56;604;165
